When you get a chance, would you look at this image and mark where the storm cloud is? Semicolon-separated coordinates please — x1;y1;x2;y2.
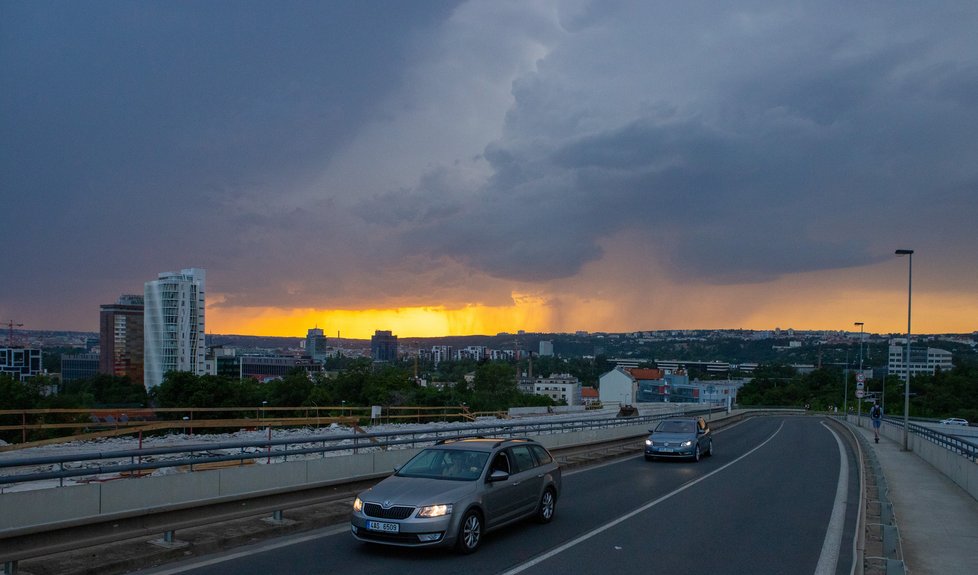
3;1;976;333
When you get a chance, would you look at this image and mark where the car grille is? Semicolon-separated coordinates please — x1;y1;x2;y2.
364;503;415;520
356;529;432;545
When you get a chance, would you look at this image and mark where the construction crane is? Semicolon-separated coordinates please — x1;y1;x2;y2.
5;320;23;346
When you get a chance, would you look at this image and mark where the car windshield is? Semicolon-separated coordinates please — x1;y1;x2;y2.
655;420;696;434
396;448;490;481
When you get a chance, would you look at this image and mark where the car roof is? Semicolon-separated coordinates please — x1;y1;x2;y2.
431;437;541;452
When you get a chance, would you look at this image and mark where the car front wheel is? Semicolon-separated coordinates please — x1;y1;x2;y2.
535;488;557;524
693;444;701;462
456;510;482;554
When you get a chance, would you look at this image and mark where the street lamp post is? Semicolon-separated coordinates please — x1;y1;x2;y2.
854;321;865;413
842;348;851;419
895;249;914;451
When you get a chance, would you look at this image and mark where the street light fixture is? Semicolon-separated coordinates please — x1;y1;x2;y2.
895;249;914;450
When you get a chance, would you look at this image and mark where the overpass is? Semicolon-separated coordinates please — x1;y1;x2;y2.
1;409;976;574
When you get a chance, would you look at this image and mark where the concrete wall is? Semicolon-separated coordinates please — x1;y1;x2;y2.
0;446;423;534
873;419;978;501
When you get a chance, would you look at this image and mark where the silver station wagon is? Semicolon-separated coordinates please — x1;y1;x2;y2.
351;437;561;553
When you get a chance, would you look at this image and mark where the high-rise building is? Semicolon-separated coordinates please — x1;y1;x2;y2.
306;327;328;362
99;294;145;386
371;330;398;363
539;340;554;356
144;268;206;390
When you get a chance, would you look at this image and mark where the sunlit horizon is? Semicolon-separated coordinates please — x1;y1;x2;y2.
205;297;978;340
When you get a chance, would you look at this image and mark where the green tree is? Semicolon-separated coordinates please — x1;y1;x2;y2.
363;365;417;406
62;374;148;406
470;362;521;411
263;369;314;408
0;373;44;409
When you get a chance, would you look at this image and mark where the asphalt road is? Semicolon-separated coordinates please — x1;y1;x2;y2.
142;416;860;575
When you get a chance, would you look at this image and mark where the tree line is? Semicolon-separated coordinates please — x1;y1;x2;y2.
0;358;560;414
737;358;978;423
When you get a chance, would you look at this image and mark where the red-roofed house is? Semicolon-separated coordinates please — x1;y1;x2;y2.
581;386;599;407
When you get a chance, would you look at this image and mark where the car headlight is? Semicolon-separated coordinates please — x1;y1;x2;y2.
645;439;652;446
417;504;453;518
681;440;693;447
353;497;363;512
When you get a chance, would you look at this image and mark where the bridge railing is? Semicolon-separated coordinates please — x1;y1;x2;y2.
906;421;978;463
0;405;725;488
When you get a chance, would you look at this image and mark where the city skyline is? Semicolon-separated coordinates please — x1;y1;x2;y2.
3;2;977;339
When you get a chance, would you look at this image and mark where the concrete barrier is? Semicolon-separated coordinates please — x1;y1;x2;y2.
0;410;737;535
869;418;978;501
0;446;426;534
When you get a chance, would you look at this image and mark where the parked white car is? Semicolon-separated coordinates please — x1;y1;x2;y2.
939;418;970;426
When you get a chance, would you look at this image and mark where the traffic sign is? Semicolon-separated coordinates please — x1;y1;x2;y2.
856;390;865;398
856;381;864;390
857;373;865;383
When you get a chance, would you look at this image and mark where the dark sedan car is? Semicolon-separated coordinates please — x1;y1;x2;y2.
644;417;713;462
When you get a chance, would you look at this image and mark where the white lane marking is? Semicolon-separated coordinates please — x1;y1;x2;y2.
814;422;849;575
499;420;786;575
139;524;350;574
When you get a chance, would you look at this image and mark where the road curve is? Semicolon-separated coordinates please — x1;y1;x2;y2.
144;416;860;575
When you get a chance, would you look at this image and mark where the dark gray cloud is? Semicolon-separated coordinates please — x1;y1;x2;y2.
3;1;977;331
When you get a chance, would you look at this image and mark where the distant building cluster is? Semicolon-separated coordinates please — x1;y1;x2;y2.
598;366;745;407
3;273;972;409
417;345;530;365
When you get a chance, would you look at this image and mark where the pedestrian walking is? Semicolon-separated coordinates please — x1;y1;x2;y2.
870;401;883;443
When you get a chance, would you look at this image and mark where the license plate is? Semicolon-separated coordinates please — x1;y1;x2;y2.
367;520;399;533
659;448;674;453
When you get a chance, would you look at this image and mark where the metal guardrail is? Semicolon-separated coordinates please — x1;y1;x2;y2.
0;406;722;488
871;416;978;463
905;421;978;462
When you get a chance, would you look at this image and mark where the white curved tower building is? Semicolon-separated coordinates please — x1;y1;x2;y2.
144;268;206;390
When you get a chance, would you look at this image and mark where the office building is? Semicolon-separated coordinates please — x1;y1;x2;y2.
205;345;240;378
539;340;554;356
1;347;42;382
144;268;206;390
62;353;100;383
887;340;953;378
240;355;322;381
306;327;329;362
99;294;144;386
371;330;398;363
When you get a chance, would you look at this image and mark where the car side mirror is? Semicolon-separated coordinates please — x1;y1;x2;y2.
488;469;509;482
